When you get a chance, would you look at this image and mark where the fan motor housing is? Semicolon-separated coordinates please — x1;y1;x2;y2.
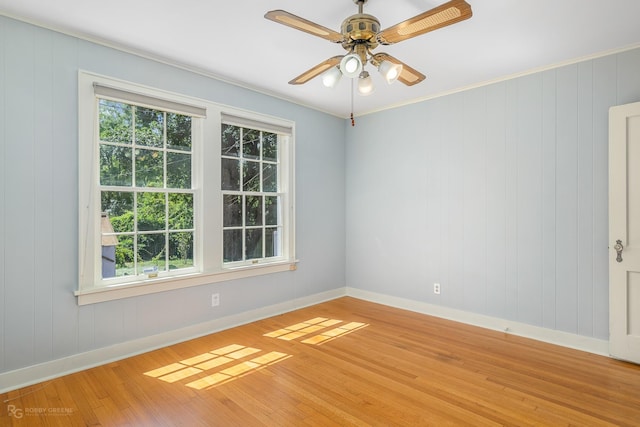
341;14;380;50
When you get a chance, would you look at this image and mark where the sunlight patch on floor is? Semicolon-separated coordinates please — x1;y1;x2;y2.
143;344;291;390
264;318;369;345
143;316;369;390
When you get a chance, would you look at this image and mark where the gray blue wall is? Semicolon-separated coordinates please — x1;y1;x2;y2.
0;16;346;374
346;47;640;340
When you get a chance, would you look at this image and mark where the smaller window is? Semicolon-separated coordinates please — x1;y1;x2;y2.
221;123;289;266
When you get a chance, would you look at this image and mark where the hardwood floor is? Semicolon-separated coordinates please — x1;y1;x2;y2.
2;297;640;426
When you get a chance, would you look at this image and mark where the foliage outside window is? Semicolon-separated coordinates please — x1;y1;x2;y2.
99;100;195;279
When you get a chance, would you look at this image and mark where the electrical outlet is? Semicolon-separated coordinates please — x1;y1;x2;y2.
433;283;441;295
211;293;220;307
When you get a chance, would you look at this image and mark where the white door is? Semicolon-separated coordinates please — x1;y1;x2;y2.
610;101;640;364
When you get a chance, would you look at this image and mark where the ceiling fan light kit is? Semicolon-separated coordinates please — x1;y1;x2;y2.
266;0;472;96
340;53;364;78
378;60;402;84
357;70;375;96
322;66;343;88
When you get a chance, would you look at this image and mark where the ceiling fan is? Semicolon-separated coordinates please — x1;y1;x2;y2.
265;0;472;95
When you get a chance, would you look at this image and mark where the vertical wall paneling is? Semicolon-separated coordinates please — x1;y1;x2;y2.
485;83;507;318
346;47;640;341
123;298;139;342
0;16;6;372
33;26;55;365
77;305;94;353
554;64;579;334
423;101;443;303
443;94;465;308
462;88;487;313
93;301;125;348
51;30;80;360
504;79;519;321
516;74;543;326
577;62;595;337
4;19;36;370
541;69;557;330
435;98;451;303
592;56;618;339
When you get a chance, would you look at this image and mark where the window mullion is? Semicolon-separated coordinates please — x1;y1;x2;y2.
132;105;137;188
133;190;139;276
259;131;265;260
163;111;169;272
242;194;247;262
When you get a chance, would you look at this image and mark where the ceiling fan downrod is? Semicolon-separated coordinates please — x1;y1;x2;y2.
353;0;367;14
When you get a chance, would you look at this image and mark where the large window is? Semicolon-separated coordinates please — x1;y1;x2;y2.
77;72;296;305
99;99;195;279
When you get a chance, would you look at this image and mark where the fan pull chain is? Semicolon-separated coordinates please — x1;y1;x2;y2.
350;78;355;127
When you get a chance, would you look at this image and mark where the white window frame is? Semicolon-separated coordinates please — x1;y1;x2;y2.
76;71;296;305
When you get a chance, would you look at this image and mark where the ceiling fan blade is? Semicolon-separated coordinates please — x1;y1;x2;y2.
377;0;472;45
372;53;426;86
265;10;344;43
288;56;343;85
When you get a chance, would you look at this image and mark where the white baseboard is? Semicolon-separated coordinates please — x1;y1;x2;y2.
1;287;610;394
346;287;609;357
0;288;347;394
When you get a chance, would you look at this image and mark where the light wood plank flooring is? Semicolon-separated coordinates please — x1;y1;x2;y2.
2;297;640;426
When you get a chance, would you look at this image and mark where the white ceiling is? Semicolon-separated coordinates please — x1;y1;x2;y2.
2;0;640;118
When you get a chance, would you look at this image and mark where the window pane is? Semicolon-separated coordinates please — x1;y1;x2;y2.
224;229;243;262
223;195;242;227
262;132;277;162
167;113;191;152
265;196;279;226
222;124;240;157
243;129;260;160
99;100;132;144
101;226;118;279
245;196;262;226
243;160;260;192
168;193;193;230
113;236;134;278
169;232;193;270
265;227;281;258
222;158;240;191
262;163;277;193
137;192;166;231
135;107;164;147
135;148;164;187
167;152;191;189
138;233;167;272
101;191;134;232
100;145;132;186
245;229;263;260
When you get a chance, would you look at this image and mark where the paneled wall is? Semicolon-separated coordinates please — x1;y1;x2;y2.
0;16;346;374
346;47;640;340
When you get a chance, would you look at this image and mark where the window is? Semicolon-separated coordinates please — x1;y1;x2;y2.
221;124;283;265
77;72;296;305
98;99;196;279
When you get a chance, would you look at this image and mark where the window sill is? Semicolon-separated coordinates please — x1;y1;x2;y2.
75;260;298;305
